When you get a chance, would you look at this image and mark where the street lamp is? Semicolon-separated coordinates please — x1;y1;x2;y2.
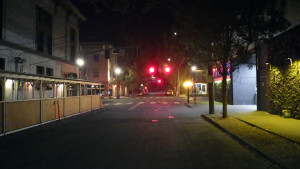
183;81;192;103
115;68;121;99
76;58;85;67
191;66;197;72
76;58;85;79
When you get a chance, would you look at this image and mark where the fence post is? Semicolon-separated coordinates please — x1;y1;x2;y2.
79;83;81;113
63;82;66;117
40;80;43;123
2;77;6;134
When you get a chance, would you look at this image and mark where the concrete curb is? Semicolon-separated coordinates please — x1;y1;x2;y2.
201;115;287;169
236;118;300;146
184;103;191;108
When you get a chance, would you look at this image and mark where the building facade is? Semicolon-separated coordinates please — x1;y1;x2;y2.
0;0;102;135
257;0;300;114
81;42;126;97
0;0;87;100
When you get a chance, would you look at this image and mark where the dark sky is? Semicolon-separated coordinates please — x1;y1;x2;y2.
70;0;174;47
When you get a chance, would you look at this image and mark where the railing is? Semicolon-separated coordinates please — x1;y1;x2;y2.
0;95;101;135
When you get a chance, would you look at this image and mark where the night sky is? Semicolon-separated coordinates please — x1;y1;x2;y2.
70;0;174;47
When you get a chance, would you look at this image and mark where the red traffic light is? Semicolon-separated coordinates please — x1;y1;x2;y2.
164;66;171;73
149;67;155;74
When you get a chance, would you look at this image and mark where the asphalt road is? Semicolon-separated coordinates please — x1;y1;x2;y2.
0;96;276;169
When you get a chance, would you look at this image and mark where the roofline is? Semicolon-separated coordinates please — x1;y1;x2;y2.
0;70;102;85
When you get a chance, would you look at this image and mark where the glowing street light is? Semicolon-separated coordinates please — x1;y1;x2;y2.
184;81;192;103
115;68;121;75
183;81;193;87
168;58;171;62
76;58;85;67
76;58;85;79
115;68;121;99
164;66;171;73
191;66;197;72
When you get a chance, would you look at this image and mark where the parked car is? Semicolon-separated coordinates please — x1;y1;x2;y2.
166;89;174;96
136;89;148;96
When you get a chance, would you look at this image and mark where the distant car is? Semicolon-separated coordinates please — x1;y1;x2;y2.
166;90;174;96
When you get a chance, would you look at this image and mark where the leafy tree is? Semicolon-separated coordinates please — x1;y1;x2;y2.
173;0;290;118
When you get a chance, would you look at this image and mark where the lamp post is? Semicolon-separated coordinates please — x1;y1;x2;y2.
183;81;192;104
191;66;197;104
115;68;121;99
76;58;85;79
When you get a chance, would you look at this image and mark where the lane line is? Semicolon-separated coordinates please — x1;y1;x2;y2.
114;103;121;105
174;102;180;104
127;102;133;104
150;102;156;104
162;102;168;104
128;102;144;110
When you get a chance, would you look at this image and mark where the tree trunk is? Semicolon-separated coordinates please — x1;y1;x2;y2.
222;63;228;118
208;63;214;114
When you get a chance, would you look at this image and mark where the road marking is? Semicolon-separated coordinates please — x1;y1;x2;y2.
156;97;160;98
127;102;133;104
163;97;167;98
174;102;180;104
103;103;109;106
114;103;121;105
150;102;156;104
162;102;168;104
150;97;153;98
128;102;144;110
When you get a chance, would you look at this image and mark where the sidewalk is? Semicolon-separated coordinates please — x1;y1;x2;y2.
205;110;300;144
203;109;300;169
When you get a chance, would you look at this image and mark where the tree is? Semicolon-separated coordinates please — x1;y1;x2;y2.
173;0;290;118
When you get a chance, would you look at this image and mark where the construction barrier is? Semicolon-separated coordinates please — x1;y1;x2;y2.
1;95;101;134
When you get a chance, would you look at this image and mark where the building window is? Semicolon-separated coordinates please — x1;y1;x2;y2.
46;67;53;76
36;66;45;75
93;54;99;62
70;28;76;63
0;0;2;39
93;71;99;77
0;58;4;70
36;6;52;55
